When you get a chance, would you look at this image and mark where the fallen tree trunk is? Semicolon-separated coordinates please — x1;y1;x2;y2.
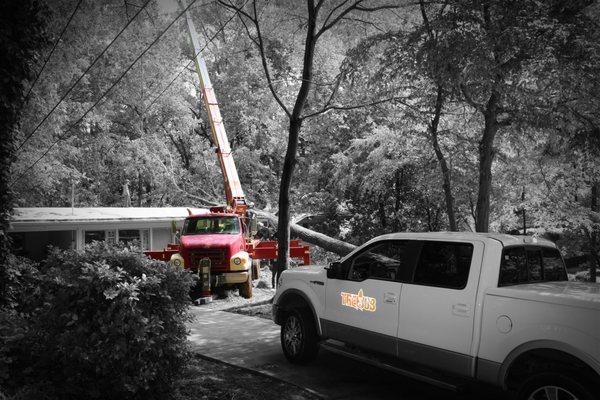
254;210;357;257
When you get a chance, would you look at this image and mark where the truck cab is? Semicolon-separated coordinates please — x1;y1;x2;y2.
151;210;257;299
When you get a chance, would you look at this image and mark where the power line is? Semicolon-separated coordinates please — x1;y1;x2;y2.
15;0;152;152
143;8;237;114
21;0;84;109
86;2;237;188
11;0;203;187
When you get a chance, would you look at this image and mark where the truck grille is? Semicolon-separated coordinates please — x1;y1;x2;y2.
190;249;227;269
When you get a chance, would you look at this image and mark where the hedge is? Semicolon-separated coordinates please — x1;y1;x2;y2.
1;243;193;400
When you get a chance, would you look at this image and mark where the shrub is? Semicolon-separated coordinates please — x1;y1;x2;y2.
1;243;193;399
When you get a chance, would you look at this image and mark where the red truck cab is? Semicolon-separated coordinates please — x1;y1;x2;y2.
147;211;257;298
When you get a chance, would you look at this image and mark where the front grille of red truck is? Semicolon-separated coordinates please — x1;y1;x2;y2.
189;249;227;270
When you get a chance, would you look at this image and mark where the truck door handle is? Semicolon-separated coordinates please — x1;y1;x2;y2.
384;292;397;304
452;303;470;317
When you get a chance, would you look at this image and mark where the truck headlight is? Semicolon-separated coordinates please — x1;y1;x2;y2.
169;253;184;268
230;251;249;270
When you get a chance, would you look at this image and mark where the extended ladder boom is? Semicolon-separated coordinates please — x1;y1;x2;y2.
182;2;246;215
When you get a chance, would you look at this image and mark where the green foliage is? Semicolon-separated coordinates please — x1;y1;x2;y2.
0;0;49;306
8;1;600;268
1;244;193;400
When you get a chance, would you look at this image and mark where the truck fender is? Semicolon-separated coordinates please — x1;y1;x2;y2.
275;287;322;336
499;339;600;389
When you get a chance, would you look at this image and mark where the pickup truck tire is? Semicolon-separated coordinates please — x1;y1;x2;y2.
280;308;319;364
239;272;253;299
517;373;595;400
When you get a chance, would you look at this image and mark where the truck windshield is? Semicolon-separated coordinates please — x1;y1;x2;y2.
183;217;240;235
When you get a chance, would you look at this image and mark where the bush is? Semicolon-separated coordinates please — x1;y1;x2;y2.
1;243;193;399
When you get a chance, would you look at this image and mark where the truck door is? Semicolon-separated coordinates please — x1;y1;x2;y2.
397;240;483;377
323;240;420;356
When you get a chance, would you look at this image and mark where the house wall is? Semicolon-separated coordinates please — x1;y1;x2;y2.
152;227;173;250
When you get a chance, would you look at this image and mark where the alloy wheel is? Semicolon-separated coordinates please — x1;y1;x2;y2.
283;315;303;356
528;385;579;400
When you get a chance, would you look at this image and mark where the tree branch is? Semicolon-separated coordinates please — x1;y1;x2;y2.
419;0;434;40
317;0;401;38
218;0;291;117
302;95;409;119
340;16;385;33
460;83;485;113
319;0;352;36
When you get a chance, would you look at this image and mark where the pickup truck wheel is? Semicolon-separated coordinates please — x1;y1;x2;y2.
517;373;594;400
281;308;319;364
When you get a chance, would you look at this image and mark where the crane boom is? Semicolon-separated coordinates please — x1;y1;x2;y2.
182;1;247;215
145;2;311;301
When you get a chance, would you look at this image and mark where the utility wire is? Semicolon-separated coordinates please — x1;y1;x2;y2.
11;0;203;187
143;8;237;114
21;0;84;109
15;0;152;152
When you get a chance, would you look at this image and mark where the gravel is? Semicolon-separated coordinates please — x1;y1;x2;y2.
191;266;275;312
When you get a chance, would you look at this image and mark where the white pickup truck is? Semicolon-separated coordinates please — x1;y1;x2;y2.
272;232;600;400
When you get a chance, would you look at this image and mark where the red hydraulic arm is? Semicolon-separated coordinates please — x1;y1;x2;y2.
182;1;246;215
178;2;310;266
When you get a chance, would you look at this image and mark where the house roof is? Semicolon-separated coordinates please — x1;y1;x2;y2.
10;207;209;225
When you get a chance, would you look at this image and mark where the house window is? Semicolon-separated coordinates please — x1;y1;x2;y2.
118;229;140;246
84;230;105;244
83;229;149;250
106;230;116;244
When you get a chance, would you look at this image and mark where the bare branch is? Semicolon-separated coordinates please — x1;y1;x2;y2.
319;0;352;34
320;72;344;110
302;95;411;119
340;16;385;33
317;1;361;38
419;0;434;39
317;1;402;38
355;4;402;12
459;83;485;113
218;0;291;117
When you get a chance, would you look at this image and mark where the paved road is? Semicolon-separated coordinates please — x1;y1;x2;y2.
187;307;505;400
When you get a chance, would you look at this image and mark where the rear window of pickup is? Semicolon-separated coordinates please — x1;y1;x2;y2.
499;246;567;287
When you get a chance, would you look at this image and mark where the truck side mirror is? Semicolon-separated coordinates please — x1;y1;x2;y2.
326;261;343;279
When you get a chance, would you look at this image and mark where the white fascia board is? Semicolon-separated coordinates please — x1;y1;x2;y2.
9;219;186;233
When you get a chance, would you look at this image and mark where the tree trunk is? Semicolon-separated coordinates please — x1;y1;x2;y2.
275;0;318;279
475;90;500;232
393;169;402;231
137;170;143;207
429;84;457;231
590;182;599;283
257;210;356;257
276;117;302;276
378;194;387;228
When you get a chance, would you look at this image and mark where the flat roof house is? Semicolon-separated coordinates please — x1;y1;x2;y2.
9;207;207;260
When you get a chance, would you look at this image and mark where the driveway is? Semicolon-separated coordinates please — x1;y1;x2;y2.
187;307;505;400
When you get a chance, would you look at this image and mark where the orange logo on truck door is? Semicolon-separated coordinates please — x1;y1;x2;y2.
340;289;377;312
